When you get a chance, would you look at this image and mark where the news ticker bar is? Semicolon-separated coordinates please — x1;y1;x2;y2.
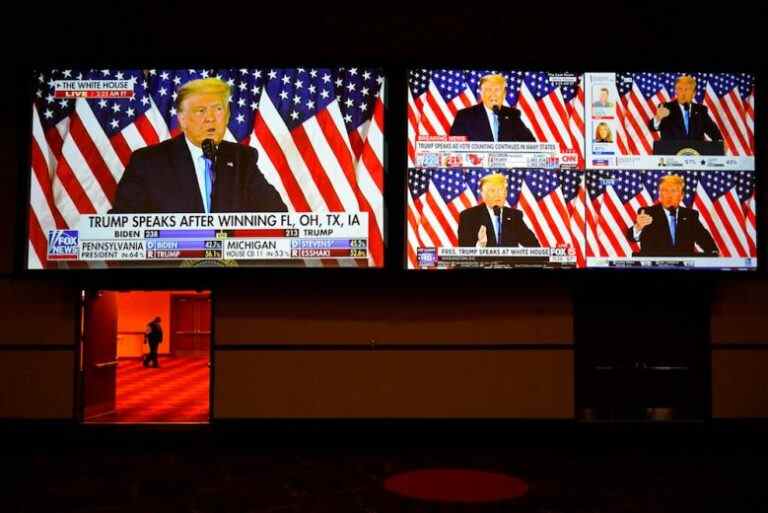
48;238;369;261
587;154;754;171
414;139;577;169
79;212;367;235
412;248;757;270
46;212;369;262
416;246;578;269
586;257;757;269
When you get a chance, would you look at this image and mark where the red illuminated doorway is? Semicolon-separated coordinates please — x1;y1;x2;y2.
171;294;212;357
80;289;212;423
81;290;119;420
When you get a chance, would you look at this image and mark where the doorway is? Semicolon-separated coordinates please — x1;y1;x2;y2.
171;294;212;357
79;289;212;423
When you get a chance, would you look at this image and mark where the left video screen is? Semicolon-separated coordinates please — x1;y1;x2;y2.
28;67;385;269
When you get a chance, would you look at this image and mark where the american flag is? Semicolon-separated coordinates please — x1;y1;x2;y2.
148;69;212;138
29;68;385;269
585;169;756;258
407;168;586;268
407;69;585;167
612;72;755;157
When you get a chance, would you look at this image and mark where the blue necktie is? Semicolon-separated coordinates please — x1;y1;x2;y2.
683;107;690;135
668;208;676;245
491;112;499;142
492;208;501;243
203;156;213;213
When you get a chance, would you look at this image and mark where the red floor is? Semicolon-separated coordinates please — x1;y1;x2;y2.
87;356;210;423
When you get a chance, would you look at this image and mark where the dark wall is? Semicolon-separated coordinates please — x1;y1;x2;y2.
2;9;766;418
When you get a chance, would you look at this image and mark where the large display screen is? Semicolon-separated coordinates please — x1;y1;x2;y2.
28;67;385;269
406;68;756;270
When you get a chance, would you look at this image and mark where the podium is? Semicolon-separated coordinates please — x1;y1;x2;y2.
652;139;725;156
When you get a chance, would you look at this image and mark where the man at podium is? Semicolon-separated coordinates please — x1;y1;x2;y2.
648;75;724;154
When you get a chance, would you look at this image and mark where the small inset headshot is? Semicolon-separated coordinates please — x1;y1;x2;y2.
592;86;614;108
594;122;613;143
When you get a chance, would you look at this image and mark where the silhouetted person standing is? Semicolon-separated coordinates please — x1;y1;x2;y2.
143;316;163;368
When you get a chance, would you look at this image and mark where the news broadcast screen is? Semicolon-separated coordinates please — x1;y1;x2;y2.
584;169;757;270
584;72;755;170
28;67;385;269
407;69;584;170
407;168;584;269
405;68;757;272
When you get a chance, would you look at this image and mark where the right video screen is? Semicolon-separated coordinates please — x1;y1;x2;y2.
406;69;756;270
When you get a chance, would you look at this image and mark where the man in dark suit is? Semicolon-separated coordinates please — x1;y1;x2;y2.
458;173;539;247
143;316;162;368
110;77;287;213
626;175;718;257
648;75;723;146
449;74;536;142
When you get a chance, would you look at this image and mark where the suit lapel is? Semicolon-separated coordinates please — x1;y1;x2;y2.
213;142;239;211
654;205;674;247
688;104;699;138
676;209;690;246
170;136;205;213
481;206;498;245
501;210;516;244
216;142;238;181
672;103;687;135
475;105;494;141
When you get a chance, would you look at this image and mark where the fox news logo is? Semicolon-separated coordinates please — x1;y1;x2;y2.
417;248;438;268
47;230;79;260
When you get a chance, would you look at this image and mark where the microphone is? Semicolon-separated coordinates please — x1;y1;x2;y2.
683;102;691;113
492;105;501;116
202;138;218;164
201;139;218;211
492;205;501;217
